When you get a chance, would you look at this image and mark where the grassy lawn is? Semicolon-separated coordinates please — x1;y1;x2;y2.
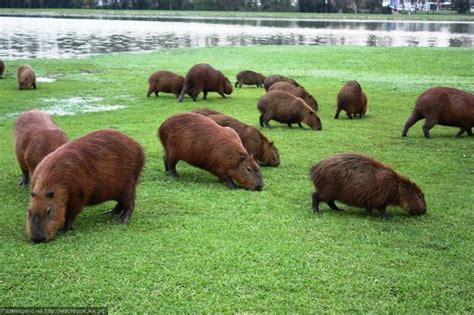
0;8;473;21
0;46;473;312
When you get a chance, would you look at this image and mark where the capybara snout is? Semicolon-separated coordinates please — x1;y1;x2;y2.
399;182;427;215
232;155;264;191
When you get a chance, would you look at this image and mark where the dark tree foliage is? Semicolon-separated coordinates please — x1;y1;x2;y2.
452;0;470;13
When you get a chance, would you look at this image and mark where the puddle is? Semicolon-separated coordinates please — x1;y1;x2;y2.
36;77;56;83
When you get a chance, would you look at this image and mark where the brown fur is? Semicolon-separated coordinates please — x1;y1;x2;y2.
269;81;318;111
192;108;222;116
257;90;322;130
17;65;36;90
310;153;427;218
177;64;233;102
27;130;145;243
263;75;300;92
235;70;265;88
14;110;68;186
335;80;367;119
402;87;474;138
158;112;263;190
147;70;185;98
205;113;280;167
0;60;5;79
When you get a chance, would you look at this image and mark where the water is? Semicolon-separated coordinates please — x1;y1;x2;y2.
0;15;473;59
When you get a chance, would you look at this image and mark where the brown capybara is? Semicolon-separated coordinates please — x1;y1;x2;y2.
268;81;319;111
192;108;222;117
14;110;68;186
263;75;300;92
0;60;5;79
310;153;427;219
402;87;474;138
17;65;36;90
27;130;145;243
235;70;265;88
158;112;263;190
257;90;322;130
205;114;280;167
177;64;233;102
147;70;185;98
335;80;367;119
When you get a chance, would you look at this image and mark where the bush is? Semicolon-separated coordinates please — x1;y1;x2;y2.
452;0;470;13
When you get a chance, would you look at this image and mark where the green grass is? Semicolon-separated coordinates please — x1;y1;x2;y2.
1;8;473;21
0;46;473;313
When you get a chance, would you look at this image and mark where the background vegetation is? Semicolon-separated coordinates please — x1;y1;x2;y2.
0;46;473;312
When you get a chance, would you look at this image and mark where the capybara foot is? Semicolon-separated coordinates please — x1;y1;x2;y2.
168;169;178;178
328;201;343;211
103;205;121;217
378;209;391;220
119;208;132;223
221;177;238;189
19;171;29;186
62;223;74;232
298;122;303;128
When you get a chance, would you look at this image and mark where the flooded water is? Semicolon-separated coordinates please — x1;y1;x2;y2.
0;15;473;59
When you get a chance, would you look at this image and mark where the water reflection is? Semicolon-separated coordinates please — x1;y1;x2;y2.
0;16;472;60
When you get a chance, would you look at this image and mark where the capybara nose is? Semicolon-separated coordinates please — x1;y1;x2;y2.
31;236;47;243
254;184;263;191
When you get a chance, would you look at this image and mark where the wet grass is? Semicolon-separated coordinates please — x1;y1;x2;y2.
0;46;473;313
0;8;473;21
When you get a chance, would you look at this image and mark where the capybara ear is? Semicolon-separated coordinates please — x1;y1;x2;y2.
46;191;54;199
270;142;274;146
31;192;36;197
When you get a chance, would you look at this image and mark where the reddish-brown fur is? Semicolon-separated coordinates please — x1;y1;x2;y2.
310;153;427;218
27;130;145;243
14;110;68;186
147;70;185;98
258;90;322;130
402;87;474;138
17;65;36;90
192;108;222;116
158;112;263;190
263;75;300;92
204;113;280;166
235;70;265;88
269;81;319;111
177;64;233;102
0;60;5;79
335;80;367;119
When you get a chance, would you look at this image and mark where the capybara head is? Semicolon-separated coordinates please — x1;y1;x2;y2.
228;155;264;191
27;187;67;243
19;75;32;90
306;94;319;110
304;111;322;131
224;76;233;95
261;141;280;166
399;180;427;215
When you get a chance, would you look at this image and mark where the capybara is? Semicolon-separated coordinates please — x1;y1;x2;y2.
235;70;265;88
158;112;263;190
0;60;5;79
27;130;145;243
177;64;233;102
17;65;36;90
205;114;280;167
402;87;474;138
192;108;222;117
263;74;300;92
334;80;367;119
269;81;319;111
310;153;427;219
147;70;185;98
257;90;322;130
14;110;68;186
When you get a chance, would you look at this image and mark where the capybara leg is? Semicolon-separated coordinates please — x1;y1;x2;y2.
20;170;29;186
347;112;353;119
155;91;159;97
378;207;391;220
312;192;320;213
328;201;343;211
239;83;243;88
218;92;226;98
287;123;292;128
334;108;341;119
221;177;238;190
455;127;468;138
166;158;178;177
177;85;188;103
33;83;36;90
467;128;472;136
103;203;122;216
235;81;238;88
422;120;436;138
298;122;303;128
265;121;272;128
118;191;135;224
259;114;265;128
402;111;423;137
203;91;208;100
63;210;79;232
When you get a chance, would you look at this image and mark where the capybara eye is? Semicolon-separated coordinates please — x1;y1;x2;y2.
246;167;252;173
46;191;54;199
31;192;36;197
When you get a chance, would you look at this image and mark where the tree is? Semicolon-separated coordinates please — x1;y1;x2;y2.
452;0;470;13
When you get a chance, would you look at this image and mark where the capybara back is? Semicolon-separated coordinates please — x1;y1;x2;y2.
147;70;185;98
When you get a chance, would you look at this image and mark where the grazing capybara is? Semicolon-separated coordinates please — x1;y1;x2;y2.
402;87;474;138
335;80;367;119
177;64;233;102
205;114;280;167
235;70;265;88
310;153;427;219
192;108;222;117
263;75;300;92
0;60;5;79
14;110;68;186
27;130;145;243
269;81;319;111
257;90;322;130
158;112;263;190
17;65;36;90
147;70;185;98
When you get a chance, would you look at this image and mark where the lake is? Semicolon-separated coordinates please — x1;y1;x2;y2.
0;15;473;59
